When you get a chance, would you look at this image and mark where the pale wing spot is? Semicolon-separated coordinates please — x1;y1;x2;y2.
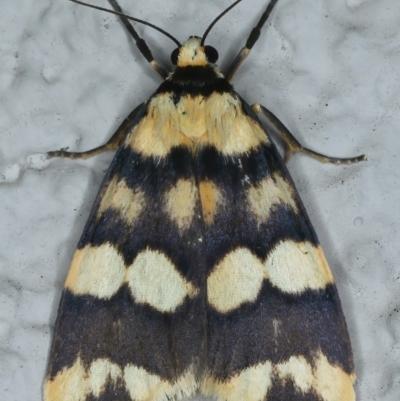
272;318;281;337
44;357;87;401
65;244;126;299
201;361;273;401
208;248;264;313
276;355;313;393
124;366;161;401
97;175;119;217
199;181;223;225
248;178;281;223
164;179;197;231
274;174;298;211
248;175;298;225
125;94;183;157
205;92;268;155
87;359;122;398
98;176;145;225
176;93;267;154
124;365;198;401
265;241;334;294
177;96;206;140
314;352;356;401
126;249;199;312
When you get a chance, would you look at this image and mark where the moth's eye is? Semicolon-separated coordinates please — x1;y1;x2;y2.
204;45;218;63
171;48;180;65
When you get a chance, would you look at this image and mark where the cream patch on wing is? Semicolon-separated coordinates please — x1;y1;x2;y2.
199;180;223;225
207;248;265;313
200;352;354;401
97;176;146;225
125;94;183;157
44;357;87;401
276;355;314;393
126;248;199;312
205;92;268;154
45;358;199;401
176;95;207;141
124;364;198;401
208;240;334;312
87;359;122;398
314;351;356;401
125;92;268;157
164;179;197;231
65;244;198;310
265;240;334;293
65;243;126;299
201;361;273;401
248;174;298;225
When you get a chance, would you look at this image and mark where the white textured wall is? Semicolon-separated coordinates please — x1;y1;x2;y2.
1;0;399;400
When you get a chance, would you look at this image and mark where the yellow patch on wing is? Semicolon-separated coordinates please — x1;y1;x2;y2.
65;243;126;299
207;241;333;312
45;358;198;401
177;94;207;141
124;365;198;401
87;359;122;398
125;93;268;157
44;357;87;401
276;355;314;393
199;180;223;225
207;248;265;313
66;244;198;311
125;95;183;157
265;240;334;293
97;176;146;225
200;351;354;401
205;92;268;154
126;248;199;312
314;352;356;401
201;361;273;401
248;174;298;225
164;179;197;231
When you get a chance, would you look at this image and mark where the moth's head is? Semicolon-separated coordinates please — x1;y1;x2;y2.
170;36;219;67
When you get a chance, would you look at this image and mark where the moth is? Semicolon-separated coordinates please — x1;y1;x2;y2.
44;1;365;400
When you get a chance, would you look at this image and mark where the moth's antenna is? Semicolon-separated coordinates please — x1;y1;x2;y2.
201;0;243;46
105;0;180;46
68;0;181;79
226;0;279;82
69;1;180;46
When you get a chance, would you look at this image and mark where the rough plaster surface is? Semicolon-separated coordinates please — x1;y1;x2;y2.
0;0;399;400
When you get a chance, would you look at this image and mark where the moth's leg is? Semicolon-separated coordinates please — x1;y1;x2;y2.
252;103;367;165
47;103;144;160
226;0;279;82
